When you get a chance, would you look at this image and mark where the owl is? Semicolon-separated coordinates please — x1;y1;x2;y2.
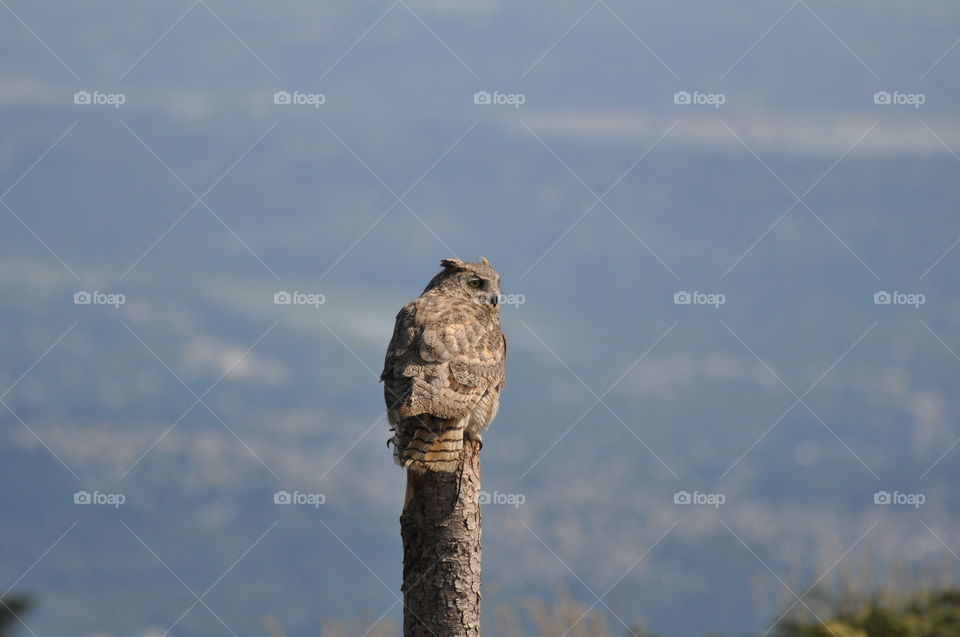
381;257;506;475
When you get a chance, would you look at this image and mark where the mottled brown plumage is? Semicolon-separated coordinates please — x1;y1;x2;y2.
381;257;506;474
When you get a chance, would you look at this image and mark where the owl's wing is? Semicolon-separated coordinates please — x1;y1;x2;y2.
382;299;504;421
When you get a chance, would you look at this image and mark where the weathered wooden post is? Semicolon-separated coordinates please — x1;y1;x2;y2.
400;439;482;637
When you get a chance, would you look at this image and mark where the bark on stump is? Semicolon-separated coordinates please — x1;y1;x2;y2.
400;438;482;637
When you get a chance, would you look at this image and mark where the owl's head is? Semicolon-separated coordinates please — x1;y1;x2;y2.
424;257;502;309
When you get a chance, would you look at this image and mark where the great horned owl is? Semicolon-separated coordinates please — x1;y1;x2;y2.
381;257;506;476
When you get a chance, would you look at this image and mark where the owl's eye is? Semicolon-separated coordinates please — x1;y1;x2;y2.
467;279;483;289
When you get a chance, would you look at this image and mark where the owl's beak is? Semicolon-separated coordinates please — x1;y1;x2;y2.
490;293;499;307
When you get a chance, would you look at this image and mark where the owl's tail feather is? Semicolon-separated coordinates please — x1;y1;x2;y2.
401;420;463;474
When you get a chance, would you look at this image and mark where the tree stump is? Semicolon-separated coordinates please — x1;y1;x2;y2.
400;438;482;637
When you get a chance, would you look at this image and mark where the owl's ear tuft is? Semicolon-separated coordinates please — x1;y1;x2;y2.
440;257;466;270
479;257;490;265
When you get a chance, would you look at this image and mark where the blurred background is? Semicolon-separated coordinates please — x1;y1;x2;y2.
1;1;960;636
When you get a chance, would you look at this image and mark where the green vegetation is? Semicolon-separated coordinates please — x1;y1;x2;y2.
774;587;960;637
473;584;960;637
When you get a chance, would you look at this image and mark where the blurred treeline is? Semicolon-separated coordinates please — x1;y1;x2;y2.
5;572;960;636
306;576;960;637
